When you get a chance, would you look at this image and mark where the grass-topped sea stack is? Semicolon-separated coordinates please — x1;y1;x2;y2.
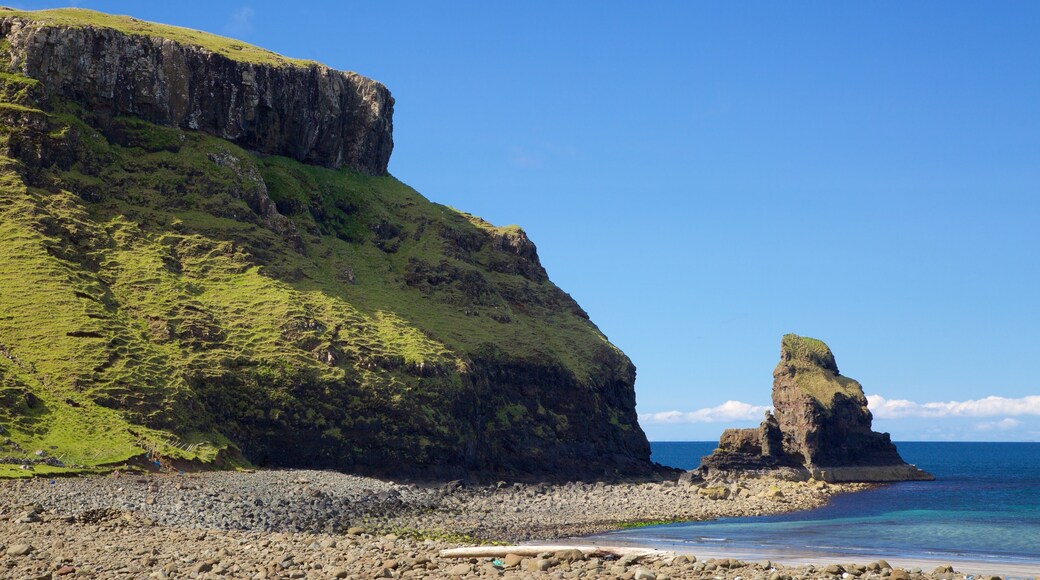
698;334;933;482
0;8;651;479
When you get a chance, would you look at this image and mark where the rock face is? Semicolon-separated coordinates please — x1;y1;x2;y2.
699;335;932;482
0;9;651;480
0;10;393;174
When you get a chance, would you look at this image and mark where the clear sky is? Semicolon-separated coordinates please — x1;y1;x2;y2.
20;1;1040;441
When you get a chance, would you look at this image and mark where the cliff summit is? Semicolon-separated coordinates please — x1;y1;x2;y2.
0;8;393;174
698;334;933;482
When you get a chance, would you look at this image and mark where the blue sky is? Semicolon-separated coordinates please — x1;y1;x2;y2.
21;1;1040;441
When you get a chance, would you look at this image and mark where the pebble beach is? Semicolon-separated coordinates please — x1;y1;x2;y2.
0;469;1026;579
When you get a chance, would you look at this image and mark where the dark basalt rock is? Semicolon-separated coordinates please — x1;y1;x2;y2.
698;334;933;482
0;14;393;174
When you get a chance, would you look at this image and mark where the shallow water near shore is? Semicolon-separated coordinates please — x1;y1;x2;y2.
590;442;1040;571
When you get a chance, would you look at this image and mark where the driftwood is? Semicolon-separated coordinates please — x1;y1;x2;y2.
439;545;671;560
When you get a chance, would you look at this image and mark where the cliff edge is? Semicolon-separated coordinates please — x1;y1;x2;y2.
698;335;933;482
0;8;393;174
0;8;651;480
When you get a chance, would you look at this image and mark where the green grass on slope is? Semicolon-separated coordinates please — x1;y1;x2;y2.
0;166;220;472
257;157;614;381
781;334;835;369
779;334;862;408
1;7;314;67
791;371;864;410
0;87;632;475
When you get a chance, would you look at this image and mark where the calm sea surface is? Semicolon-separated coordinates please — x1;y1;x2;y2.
589;442;1040;567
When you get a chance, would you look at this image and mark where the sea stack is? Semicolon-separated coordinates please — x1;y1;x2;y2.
698;334;933;482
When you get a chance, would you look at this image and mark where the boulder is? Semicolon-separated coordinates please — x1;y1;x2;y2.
554;549;585;562
697;486;730;500
677;471;700;486
525;558;554;572
446;562;472;576
6;544;32;556
502;554;524;568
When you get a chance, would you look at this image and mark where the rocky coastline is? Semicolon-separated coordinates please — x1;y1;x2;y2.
0;470;1019;579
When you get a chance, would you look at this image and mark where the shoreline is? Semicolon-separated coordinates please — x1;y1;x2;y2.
0;469;1034;578
552;538;1040;577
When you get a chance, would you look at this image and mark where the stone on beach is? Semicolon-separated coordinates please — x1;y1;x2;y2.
555;548;585;562
6;543;32;556
0;470;1015;580
525;557;556;572
447;562;473;575
502;553;524;567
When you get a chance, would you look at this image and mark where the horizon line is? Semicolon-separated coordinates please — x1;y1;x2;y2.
648;439;1039;444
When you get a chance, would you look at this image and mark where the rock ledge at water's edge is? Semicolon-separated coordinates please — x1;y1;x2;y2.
697;334;933;483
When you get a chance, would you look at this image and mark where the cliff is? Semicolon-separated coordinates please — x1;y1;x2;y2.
698;335;932;482
0;8;393;174
0;8;651;480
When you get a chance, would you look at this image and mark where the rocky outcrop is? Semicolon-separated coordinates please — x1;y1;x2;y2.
0;9;653;481
698;335;932;482
0;10;393;174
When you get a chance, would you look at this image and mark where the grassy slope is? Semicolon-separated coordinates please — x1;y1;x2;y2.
780;334;862;408
0;7;313;67
0;71;626;474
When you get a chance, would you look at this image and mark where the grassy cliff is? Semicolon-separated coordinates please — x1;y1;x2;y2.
0;10;650;479
1;7;312;66
777;334;862;409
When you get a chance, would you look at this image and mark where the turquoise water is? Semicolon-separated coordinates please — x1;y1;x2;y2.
592;442;1040;567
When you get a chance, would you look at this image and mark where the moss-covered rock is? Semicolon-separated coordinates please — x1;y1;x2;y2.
0;9;651;480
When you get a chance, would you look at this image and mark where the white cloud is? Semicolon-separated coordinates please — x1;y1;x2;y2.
867;394;1040;419
223;7;256;38
641;400;770;424
974;418;1022;432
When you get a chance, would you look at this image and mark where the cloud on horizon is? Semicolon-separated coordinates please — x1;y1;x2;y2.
643;394;1040;426
640;400;770;424
973;418;1022;431
866;394;1040;419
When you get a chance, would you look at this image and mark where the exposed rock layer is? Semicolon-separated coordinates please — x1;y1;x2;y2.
0;9;651;480
698;335;933;482
0;11;394;174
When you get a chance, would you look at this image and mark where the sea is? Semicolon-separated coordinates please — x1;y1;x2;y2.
586;442;1040;571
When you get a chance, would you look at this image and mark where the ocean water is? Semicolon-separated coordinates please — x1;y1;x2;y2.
592;442;1040;568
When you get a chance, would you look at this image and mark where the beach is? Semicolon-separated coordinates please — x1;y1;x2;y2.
0;469;1030;578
